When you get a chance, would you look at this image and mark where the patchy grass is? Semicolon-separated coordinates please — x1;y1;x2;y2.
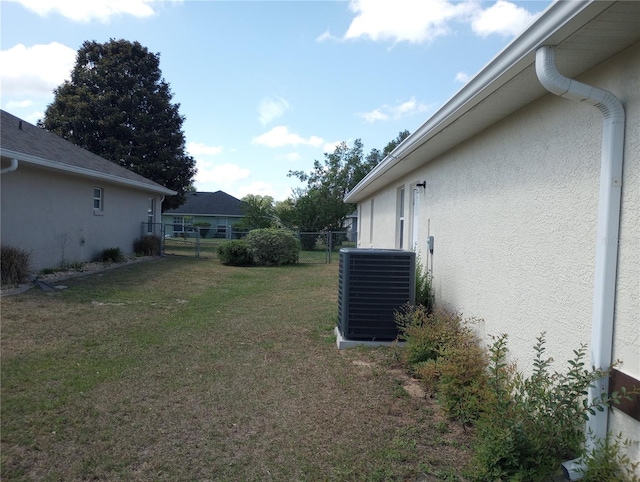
1;257;472;481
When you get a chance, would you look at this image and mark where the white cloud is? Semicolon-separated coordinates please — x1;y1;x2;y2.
455;71;472;83
253;126;323;148
361;109;388;123
235;181;281;200
471;0;539;37
323;141;342;153
343;0;474;44
0;42;76;97
316;30;337;42
187;142;223;157
359;97;432;124
195;160;250;185
6;100;34;109
282;152;302;162
341;0;540;44
258;95;290;126
24;111;44;124
6;0;172;22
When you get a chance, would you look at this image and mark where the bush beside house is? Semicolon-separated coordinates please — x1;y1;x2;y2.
395;306;639;481
1;245;30;286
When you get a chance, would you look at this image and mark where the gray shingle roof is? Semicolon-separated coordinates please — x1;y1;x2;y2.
164;191;244;217
0;110;175;195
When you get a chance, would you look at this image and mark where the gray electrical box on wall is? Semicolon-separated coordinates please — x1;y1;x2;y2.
338;248;416;341
427;236;434;254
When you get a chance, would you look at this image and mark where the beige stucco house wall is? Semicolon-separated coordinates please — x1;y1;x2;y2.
346;1;639;463
1;110;176;272
1;163;166;270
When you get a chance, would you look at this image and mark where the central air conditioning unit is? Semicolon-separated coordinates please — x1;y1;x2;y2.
338;248;415;341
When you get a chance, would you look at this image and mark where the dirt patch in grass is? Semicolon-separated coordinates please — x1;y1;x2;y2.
1;257;473;481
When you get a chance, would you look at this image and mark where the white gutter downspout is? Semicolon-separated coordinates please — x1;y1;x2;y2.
535;46;625;477
0;158;19;174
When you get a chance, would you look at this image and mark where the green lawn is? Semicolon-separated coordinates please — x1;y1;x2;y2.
1;257;472;481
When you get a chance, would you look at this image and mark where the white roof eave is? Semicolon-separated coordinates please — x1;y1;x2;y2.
345;0;608;203
1;148;177;196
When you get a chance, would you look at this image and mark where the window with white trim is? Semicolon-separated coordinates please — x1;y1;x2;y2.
93;187;104;213
173;216;185;232
147;198;155;234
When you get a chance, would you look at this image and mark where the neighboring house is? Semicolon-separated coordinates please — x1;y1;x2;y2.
345;0;639;462
161;191;244;238
0;110;176;271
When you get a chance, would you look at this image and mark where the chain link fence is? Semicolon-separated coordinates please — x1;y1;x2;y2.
143;223;355;263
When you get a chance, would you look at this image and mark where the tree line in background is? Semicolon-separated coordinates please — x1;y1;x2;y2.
39;38;409;223
238;131;410;233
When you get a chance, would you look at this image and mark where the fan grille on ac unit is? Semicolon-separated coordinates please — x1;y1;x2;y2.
338;248;415;341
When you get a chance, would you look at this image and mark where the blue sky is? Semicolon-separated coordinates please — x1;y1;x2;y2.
1;0;552;200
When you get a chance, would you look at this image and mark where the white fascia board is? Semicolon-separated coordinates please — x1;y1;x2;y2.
0;148;177;196
345;0;605;203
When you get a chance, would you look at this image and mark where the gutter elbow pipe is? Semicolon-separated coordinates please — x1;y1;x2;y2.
535;45;625;453
0;158;19;174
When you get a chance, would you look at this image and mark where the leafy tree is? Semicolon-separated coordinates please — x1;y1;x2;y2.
237;194;276;229
362;129;410;173
40;39;196;210
273;198;298;229
286;130;410;232
383;129;410;156
287;139;364;232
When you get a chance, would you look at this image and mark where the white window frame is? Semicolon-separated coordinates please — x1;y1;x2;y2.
369;198;374;247
397;186;405;250
93;187;104;214
411;185;421;251
173;216;185;233
357;204;362;246
147;198;155;234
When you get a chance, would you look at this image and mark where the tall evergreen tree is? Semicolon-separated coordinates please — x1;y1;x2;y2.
40;39;196;210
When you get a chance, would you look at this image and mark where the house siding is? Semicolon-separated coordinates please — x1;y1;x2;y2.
1;163;163;270
358;41;639;452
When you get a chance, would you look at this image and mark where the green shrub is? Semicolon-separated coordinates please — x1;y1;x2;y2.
578;433;640;482
193;222;211;239
96;247;124;263
217;240;253;266
418;331;489;425
397;305;488;424
298;233;318;251
469;333;621;482
1;245;30;286
395;306;462;369
133;235;161;256
246;228;300;266
415;254;433;312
